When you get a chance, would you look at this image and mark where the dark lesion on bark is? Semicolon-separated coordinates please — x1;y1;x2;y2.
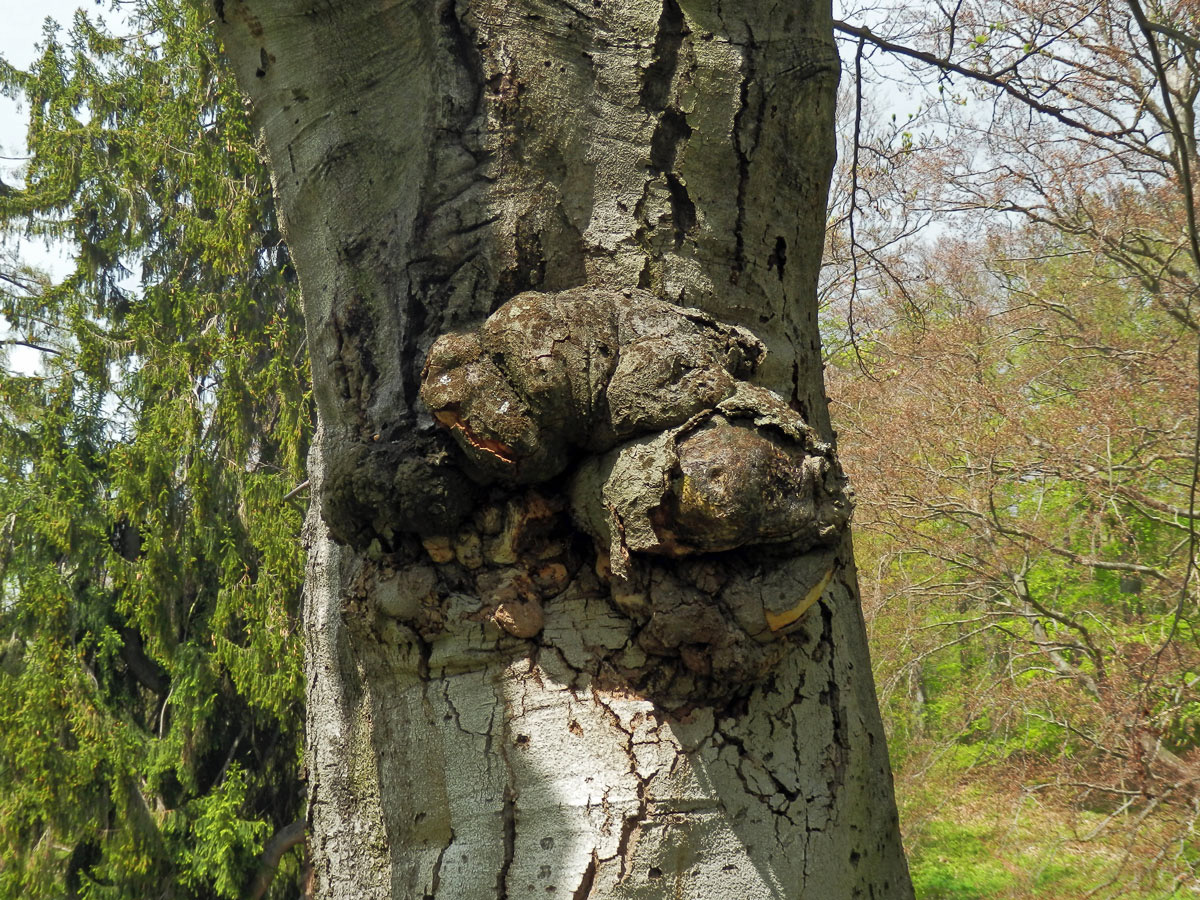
326;286;852;704
321;432;479;547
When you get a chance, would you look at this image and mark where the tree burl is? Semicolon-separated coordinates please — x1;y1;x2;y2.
369;284;854;706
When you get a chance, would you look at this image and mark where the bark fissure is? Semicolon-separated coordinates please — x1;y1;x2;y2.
570;851;598;900
818;598;849;804
401;287;428;415
497;787;517;899
637;0;700;258
731;33;756;282
612;785;647;878
640;0;686;113
590;692;655;883
425;829;452;900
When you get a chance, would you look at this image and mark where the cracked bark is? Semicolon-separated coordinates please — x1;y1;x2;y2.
215;0;912;896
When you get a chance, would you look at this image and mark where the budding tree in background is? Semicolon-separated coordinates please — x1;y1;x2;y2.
215;0;913;896
821;0;1200;889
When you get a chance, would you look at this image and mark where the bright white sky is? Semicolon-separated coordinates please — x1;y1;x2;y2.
0;3;85;163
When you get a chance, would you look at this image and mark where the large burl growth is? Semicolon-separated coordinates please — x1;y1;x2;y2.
390;285;853;704
422;286;849;566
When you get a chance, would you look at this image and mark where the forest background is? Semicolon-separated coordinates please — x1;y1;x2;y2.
0;0;1196;897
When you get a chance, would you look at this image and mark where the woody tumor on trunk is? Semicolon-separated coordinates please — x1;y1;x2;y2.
410;283;852;706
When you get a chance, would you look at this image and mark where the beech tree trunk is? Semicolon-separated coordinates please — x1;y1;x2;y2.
216;0;913;896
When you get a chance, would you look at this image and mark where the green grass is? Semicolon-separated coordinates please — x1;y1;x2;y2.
897;767;1199;899
909;821;1014;899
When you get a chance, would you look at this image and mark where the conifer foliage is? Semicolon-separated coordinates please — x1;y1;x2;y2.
0;1;309;895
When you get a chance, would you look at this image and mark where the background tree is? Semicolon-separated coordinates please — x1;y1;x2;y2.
821;0;1200;892
213;0;914;897
830;229;1200;895
0;2;310;895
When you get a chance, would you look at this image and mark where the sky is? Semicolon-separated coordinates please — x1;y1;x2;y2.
0;4;81;163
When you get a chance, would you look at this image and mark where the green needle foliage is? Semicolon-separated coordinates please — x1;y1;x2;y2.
0;1;310;896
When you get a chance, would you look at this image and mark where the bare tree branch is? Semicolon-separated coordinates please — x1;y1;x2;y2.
246;820;305;900
833;18;1140;141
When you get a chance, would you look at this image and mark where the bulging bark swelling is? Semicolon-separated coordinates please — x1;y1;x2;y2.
216;0;913;896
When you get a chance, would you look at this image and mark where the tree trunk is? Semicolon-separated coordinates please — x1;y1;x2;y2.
215;0;913;896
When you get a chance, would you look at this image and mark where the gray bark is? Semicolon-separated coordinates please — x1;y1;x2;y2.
215;0;913;896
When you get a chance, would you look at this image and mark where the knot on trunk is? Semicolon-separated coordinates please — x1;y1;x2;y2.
421;286;851;572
